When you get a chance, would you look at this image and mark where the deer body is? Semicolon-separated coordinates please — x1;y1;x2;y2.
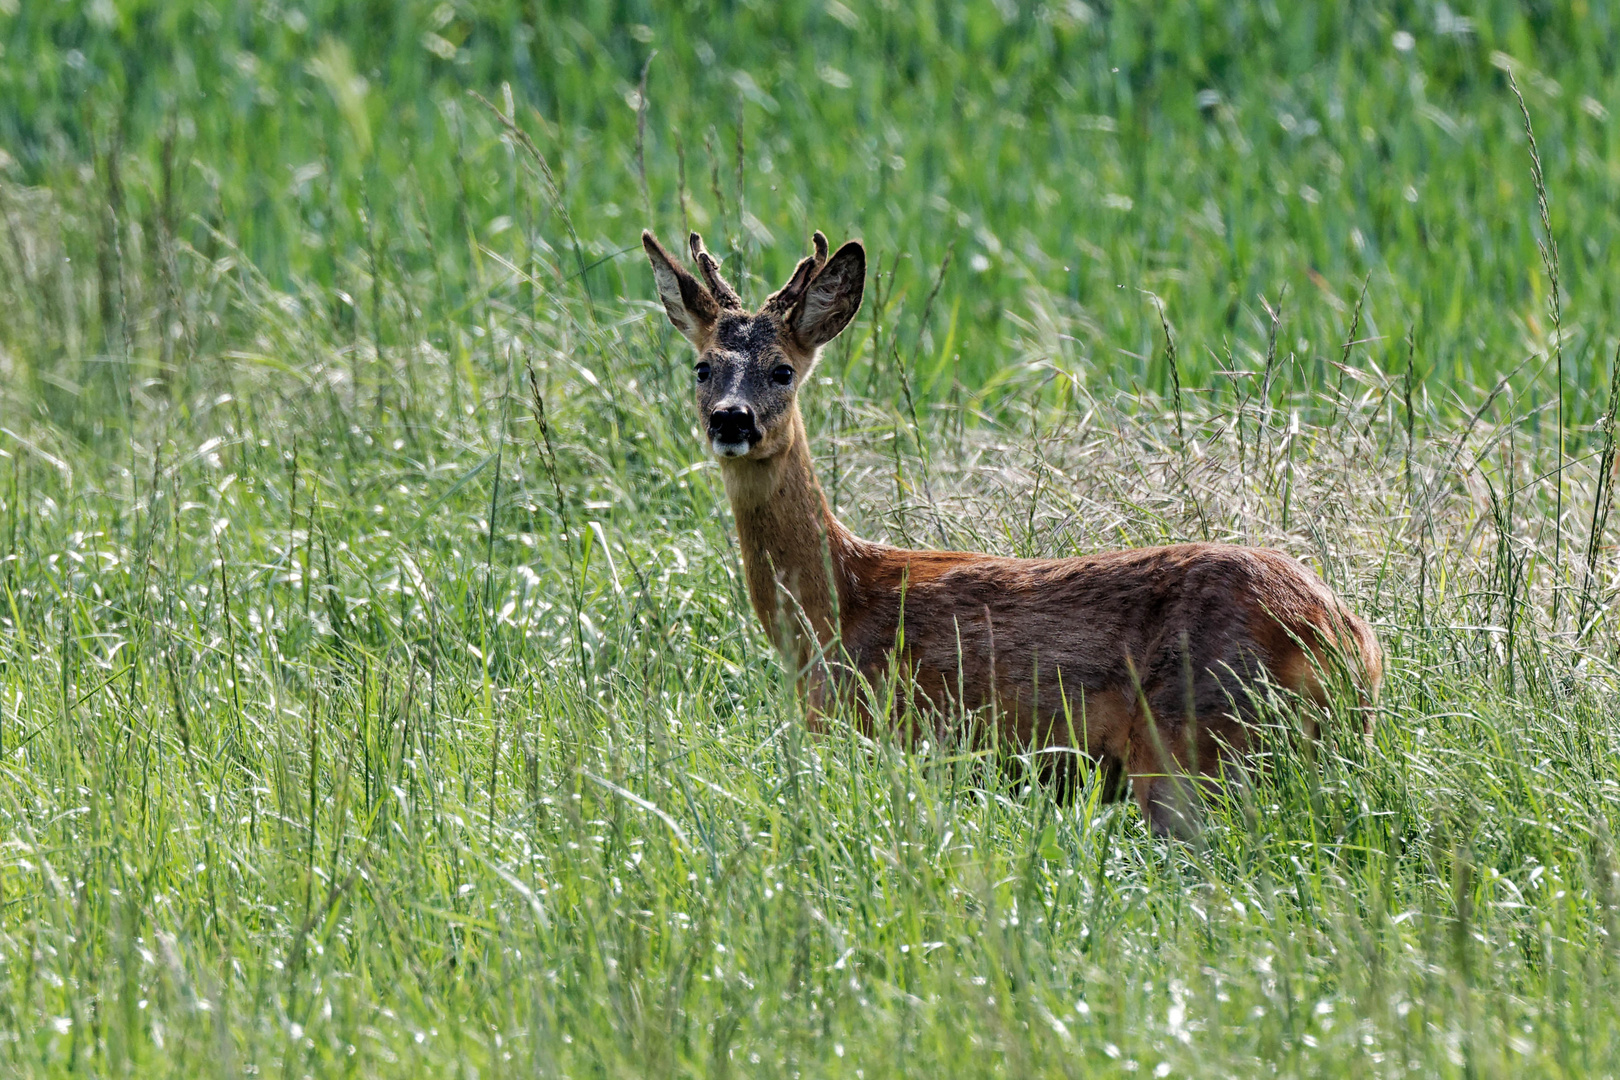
644;227;1382;837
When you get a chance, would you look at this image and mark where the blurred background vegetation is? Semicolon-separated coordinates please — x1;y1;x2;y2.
1;0;1614;421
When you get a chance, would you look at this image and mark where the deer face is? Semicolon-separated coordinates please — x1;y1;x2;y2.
644;229;865;461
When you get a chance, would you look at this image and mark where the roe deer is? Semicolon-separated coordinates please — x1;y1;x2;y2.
643;227;1383;837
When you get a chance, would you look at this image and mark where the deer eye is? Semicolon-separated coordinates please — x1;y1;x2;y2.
770;364;795;386
694;362;711;383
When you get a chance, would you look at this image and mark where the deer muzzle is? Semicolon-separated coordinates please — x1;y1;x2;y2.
708;404;760;457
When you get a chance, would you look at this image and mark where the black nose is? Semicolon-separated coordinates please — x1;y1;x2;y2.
708;404;758;444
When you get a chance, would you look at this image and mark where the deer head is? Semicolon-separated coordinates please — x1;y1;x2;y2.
643;229;865;460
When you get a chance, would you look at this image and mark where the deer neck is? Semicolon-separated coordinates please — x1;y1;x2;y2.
718;408;851;664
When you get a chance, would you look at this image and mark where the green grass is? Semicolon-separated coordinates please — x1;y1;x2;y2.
1;1;1618;1076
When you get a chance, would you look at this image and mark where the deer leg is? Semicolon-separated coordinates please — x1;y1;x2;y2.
1128;713;1247;839
1036;749;1127;804
1098;754;1129;803
1132;772;1202;839
1127;729;1201;839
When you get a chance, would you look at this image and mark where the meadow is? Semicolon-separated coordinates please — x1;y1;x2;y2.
1;1;1619;1075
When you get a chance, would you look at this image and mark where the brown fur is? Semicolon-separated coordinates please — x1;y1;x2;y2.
644;227;1383;837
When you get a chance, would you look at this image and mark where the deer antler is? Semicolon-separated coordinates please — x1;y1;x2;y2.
688;233;744;311
764;230;831;316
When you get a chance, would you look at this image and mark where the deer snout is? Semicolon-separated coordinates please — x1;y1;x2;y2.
708;404;760;456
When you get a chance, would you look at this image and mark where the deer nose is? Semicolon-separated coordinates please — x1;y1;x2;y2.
708;404;758;443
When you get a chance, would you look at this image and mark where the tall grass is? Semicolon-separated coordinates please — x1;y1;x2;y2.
1;2;1618;1076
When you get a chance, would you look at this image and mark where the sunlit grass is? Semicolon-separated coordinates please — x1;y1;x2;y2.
1;2;1618;1077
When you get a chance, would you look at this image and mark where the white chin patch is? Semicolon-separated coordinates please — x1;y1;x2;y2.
711;439;752;458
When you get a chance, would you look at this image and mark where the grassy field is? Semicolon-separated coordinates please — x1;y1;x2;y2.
1;1;1619;1076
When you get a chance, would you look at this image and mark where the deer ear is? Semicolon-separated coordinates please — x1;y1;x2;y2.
643;230;719;347
791;240;865;350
